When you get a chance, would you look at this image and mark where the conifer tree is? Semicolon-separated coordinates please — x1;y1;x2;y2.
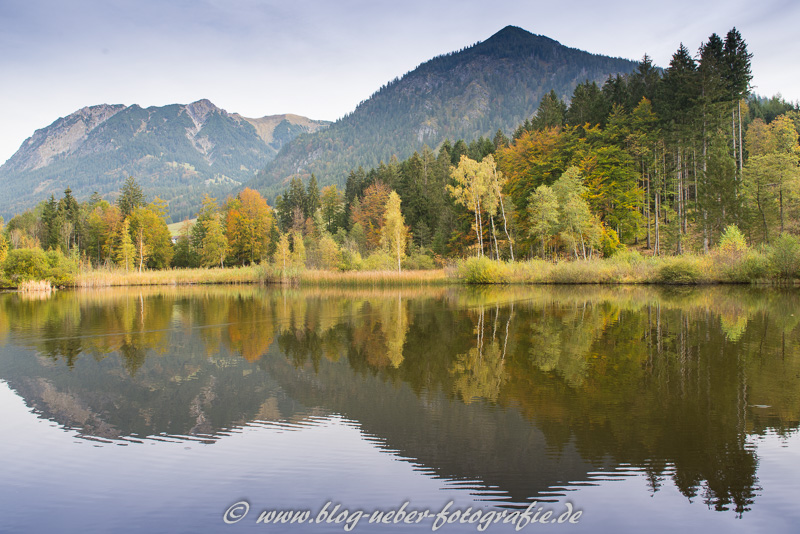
305;174;321;217
117;176;145;218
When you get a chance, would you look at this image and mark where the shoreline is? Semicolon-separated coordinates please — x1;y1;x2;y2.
4;252;797;290
37;257;800;289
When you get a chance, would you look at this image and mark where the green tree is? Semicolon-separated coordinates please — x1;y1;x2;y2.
115;218;136;272
172;219;196;268
566;81;609;128
40;195;60;251
527;185;559;259
320;185;345;234
553;167;603;259
58;187;82;252
0;218;8;264
531;90;567;130
191;194;219;252
129;201;173;270
199;214;228;268
117;176;145;218
305;174;321;217
291;230;306;268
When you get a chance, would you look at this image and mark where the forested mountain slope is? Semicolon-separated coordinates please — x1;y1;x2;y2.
249;26;637;194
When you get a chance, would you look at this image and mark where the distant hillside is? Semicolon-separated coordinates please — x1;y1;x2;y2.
250;26;637;194
0;100;329;221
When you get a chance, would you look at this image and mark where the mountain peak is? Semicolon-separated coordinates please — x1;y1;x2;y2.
490;25;535;40
185;99;221;128
251;26;636;193
469;25;562;60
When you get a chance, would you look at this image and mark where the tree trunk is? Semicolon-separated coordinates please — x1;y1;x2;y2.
738;100;744;174
676;150;683;255
477;198;484;257
490;216;500;260
646;168;651;250
473;203;481;257
732;108;737;178
498;193;514;261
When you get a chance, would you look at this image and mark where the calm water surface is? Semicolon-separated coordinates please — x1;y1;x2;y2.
0;285;798;533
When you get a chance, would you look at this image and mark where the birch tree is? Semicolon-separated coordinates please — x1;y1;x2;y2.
381;191;408;272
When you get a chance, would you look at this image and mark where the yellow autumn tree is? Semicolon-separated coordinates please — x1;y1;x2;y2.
380;191;408;272
273;233;291;279
225;188;274;265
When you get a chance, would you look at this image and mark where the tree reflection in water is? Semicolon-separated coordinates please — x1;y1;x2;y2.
1;285;798;515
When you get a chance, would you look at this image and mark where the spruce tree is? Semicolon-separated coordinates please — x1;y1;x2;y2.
117;176;145;218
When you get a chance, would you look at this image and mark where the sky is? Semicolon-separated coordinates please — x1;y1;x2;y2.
0;0;798;164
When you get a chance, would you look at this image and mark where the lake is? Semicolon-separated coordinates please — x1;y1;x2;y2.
0;285;798;533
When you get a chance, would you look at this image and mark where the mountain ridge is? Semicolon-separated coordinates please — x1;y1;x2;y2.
0;100;329;220
248;25;638;193
0;25;637;220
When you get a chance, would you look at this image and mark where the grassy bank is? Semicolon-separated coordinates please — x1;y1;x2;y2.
5;245;799;289
451;250;787;285
280;268;449;287
68;254;787;289
73;265;449;288
75;265;265;287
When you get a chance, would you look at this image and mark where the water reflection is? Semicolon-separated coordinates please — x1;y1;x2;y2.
0;285;799;516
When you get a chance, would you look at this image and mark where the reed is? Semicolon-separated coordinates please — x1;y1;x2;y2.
448;254;772;285
75;266;263;287
69;253;791;289
75;265;450;288
18;279;55;292
295;268;449;287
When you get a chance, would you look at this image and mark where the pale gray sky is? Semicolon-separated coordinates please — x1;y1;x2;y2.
1;0;798;164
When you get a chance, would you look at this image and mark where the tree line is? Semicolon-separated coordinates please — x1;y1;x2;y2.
2;27;799;281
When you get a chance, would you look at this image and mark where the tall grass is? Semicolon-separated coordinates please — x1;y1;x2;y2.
76;265;264;287
18;279;54;292
76;265;449;288
294;268;448;287
448;252;790;285
69;251;799;289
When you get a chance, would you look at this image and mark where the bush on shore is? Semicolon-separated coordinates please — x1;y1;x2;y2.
1;248;77;287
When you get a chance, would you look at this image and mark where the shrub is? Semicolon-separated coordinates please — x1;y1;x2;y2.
718;224;748;255
362;251;396;271
600;226;624;257
338;249;363;272
656;257;702;284
610;249;644;265
457;256;511;284
318;235;342;270
768;233;800;279
46;250;78;286
720;250;771;283
1;247;77;286
2;248;49;282
402;252;435;270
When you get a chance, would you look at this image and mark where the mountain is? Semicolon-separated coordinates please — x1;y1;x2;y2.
0;100;329;221
249;26;638;194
